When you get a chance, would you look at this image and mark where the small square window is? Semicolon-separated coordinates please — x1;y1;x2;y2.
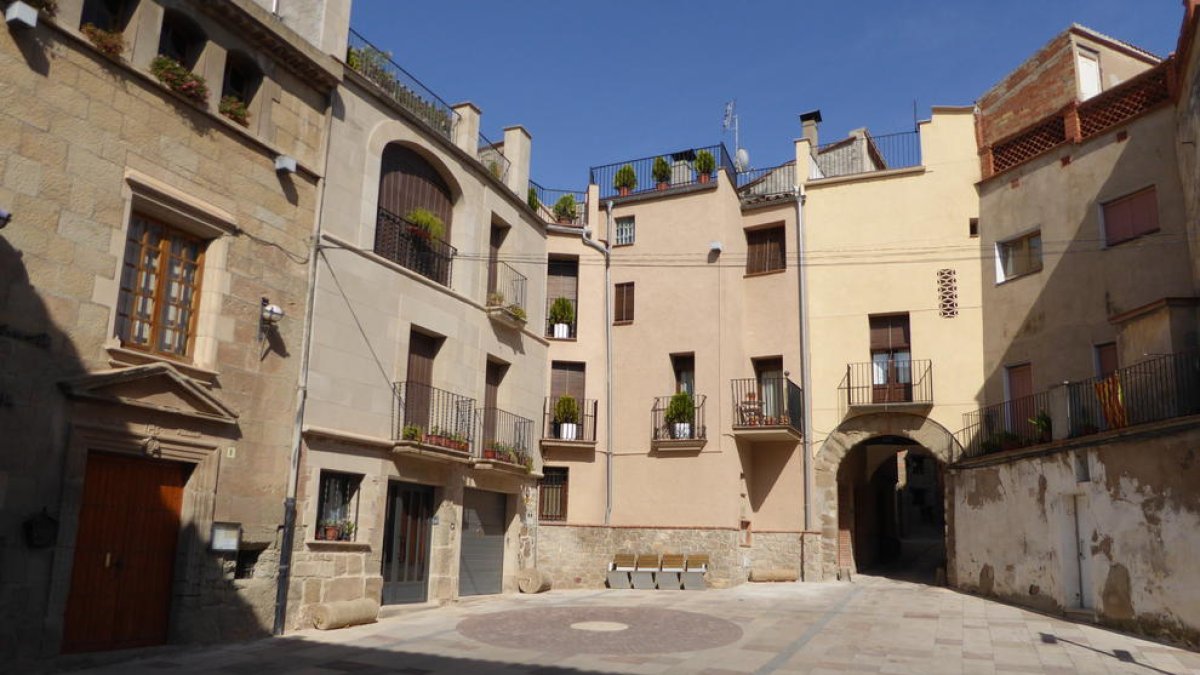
615;216;635;246
539;467;568;522
995;230;1042;283
968;218;979;238
316;471;361;541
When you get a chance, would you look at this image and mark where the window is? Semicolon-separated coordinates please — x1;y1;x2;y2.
745;225;785;274
968;218;979;238
995;230;1042;282
315;471;361;541
546;258;579;338
539;467;568;522
80;0;133;32
614;282;635;324
115;214;205;359
1095;342;1118;378
1102;187;1158;247
614;216;635;246
672;353;695;395
157;9;206;70
869;314;912;403
221;51;262;123
1077;48;1102;100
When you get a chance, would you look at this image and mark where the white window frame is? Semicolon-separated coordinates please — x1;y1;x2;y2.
614;216;635;246
994;229;1043;284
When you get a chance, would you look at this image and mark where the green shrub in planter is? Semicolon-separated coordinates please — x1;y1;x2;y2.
527;186;540;211
406;208;445;240
548;297;575;326
693;150;716;176
613;164;637;193
652;156;671;184
554;395;579;425
552;194;577;222
664;391;695;425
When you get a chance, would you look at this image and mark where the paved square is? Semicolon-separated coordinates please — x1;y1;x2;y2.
70;577;1200;674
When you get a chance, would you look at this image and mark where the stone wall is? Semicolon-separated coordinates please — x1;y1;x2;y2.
948;419;1200;647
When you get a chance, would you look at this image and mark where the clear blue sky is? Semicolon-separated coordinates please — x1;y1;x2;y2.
349;1;1186;190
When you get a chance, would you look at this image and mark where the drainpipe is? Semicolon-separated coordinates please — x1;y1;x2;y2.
273;89;334;636
579;203;613;525
794;186;814;533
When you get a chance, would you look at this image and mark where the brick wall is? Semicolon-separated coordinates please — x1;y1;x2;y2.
978;33;1076;147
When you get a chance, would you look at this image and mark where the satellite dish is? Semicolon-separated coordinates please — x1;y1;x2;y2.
734;148;750;171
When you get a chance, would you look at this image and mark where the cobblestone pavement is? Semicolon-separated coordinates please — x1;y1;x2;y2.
68;575;1200;674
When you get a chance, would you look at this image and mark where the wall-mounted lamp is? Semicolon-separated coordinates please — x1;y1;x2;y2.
259;297;284;340
274;155;297;174
0;208;11;229
709;241;723;253
5;2;39;28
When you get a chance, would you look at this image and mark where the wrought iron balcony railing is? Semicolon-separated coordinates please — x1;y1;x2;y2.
730;377;803;434
542;396;598;443
487;261;527;322
393;381;476;453
813;130;921;180
956;390;1054;459
477;407;533;465
346;29;458;140
528;181;586;226
651;394;707;442
589;144;736;200
841;359;933;406
374;208;455;286
479;133;511;183
1067;351;1200;438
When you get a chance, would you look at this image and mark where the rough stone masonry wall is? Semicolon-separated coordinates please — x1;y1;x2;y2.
536;525;813;588
949;420;1200;647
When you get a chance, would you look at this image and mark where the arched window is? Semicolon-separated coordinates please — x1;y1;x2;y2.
80;0;134;31
378;144;454;237
220;51;261;127
157;9;205;70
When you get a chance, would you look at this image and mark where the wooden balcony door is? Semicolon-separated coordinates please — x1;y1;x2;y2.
482;360;506;446
62;453;187;653
754;357;784;421
1005;363;1034;435
406;330;439;430
869;314;912;403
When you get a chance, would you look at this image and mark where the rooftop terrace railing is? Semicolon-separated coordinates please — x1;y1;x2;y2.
814;130;921;179
529;181;587;226
1067;351;1200;438
478;132;511;183
346;29;459;140
736;162;796;200
589;144;735;200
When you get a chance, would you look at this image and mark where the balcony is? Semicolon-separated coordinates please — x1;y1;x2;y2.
540;396;598;451
651;394;707;451
346;30;458;141
374;208;455;286
589;144;736;200
957;351;1200;460
393;381;476;462
812;130;921;180
486;262;528;328
529;181;586;227
841;359;933;408
474;407;534;474
735;162;796;208
544;297;577;340
730;377;804;442
479;134;511;183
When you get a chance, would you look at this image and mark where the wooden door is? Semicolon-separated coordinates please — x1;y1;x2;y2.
63;453;187;653
405;330;439;430
381;482;435;605
754;357;784;420
1006;363;1034;435
869;314;912;403
482;361;505;446
486;225;505;297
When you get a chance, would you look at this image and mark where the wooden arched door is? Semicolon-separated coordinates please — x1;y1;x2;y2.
378;144;453;241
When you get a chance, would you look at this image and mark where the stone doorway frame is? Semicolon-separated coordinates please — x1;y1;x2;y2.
812;412;962;581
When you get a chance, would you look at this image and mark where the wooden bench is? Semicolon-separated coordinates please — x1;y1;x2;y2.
657;553;686;590
631;553;659;590
682;553;709;590
606;552;635;589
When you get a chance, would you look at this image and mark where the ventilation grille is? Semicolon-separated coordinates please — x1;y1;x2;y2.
938;269;958;318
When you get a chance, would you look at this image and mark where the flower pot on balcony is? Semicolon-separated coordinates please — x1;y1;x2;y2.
618;186;631;197
656;182;668;191
697;173;711;184
558;422;578;441
553;323;569;339
672;422;692;439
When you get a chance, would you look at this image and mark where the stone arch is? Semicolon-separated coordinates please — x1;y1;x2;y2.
360;123;465;248
812;412;962;580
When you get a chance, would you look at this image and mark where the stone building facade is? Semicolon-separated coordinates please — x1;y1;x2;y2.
0;0;335;660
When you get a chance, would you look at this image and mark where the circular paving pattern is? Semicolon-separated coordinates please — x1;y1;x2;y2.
458;606;743;654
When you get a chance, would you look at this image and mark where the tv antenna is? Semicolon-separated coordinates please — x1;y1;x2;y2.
723;100;750;170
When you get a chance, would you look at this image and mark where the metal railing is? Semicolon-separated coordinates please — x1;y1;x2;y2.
393;381;476;452
957;391;1054;459
487;261;527;318
529;181;587;226
814;130;921;179
730;377;803;434
842;359;933;406
542;396;598;443
544;297;577;340
478;133;511;183
736;162;796;199
589;144;736;200
374;207;455;286
651;394;707;442
346;29;459;140
477;407;533;465
1067;352;1200;438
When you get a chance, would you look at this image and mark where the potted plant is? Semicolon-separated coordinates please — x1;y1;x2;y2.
552;194;577;224
506;305;527;323
555;395;579;441
652;156;671;190
339;520;356;541
613;164;637;196
402;424;422;442
150;55;209;106
1029;411;1053;443
81;23;125;58
527;186;540;212
487;291;505;307
665;391;695;439
405;208;445;241
693;150;716;184
319;520;340;541
548;297;574;339
219;95;250;126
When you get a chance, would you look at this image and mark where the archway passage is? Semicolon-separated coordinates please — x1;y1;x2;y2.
836;437;945;583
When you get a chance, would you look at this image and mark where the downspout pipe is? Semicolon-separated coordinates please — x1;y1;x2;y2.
579;202;612;525
794;186;814;534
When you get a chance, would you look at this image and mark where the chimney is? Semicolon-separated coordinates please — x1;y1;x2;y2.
799;109;822;150
451;102;481;156
502;126;532;196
